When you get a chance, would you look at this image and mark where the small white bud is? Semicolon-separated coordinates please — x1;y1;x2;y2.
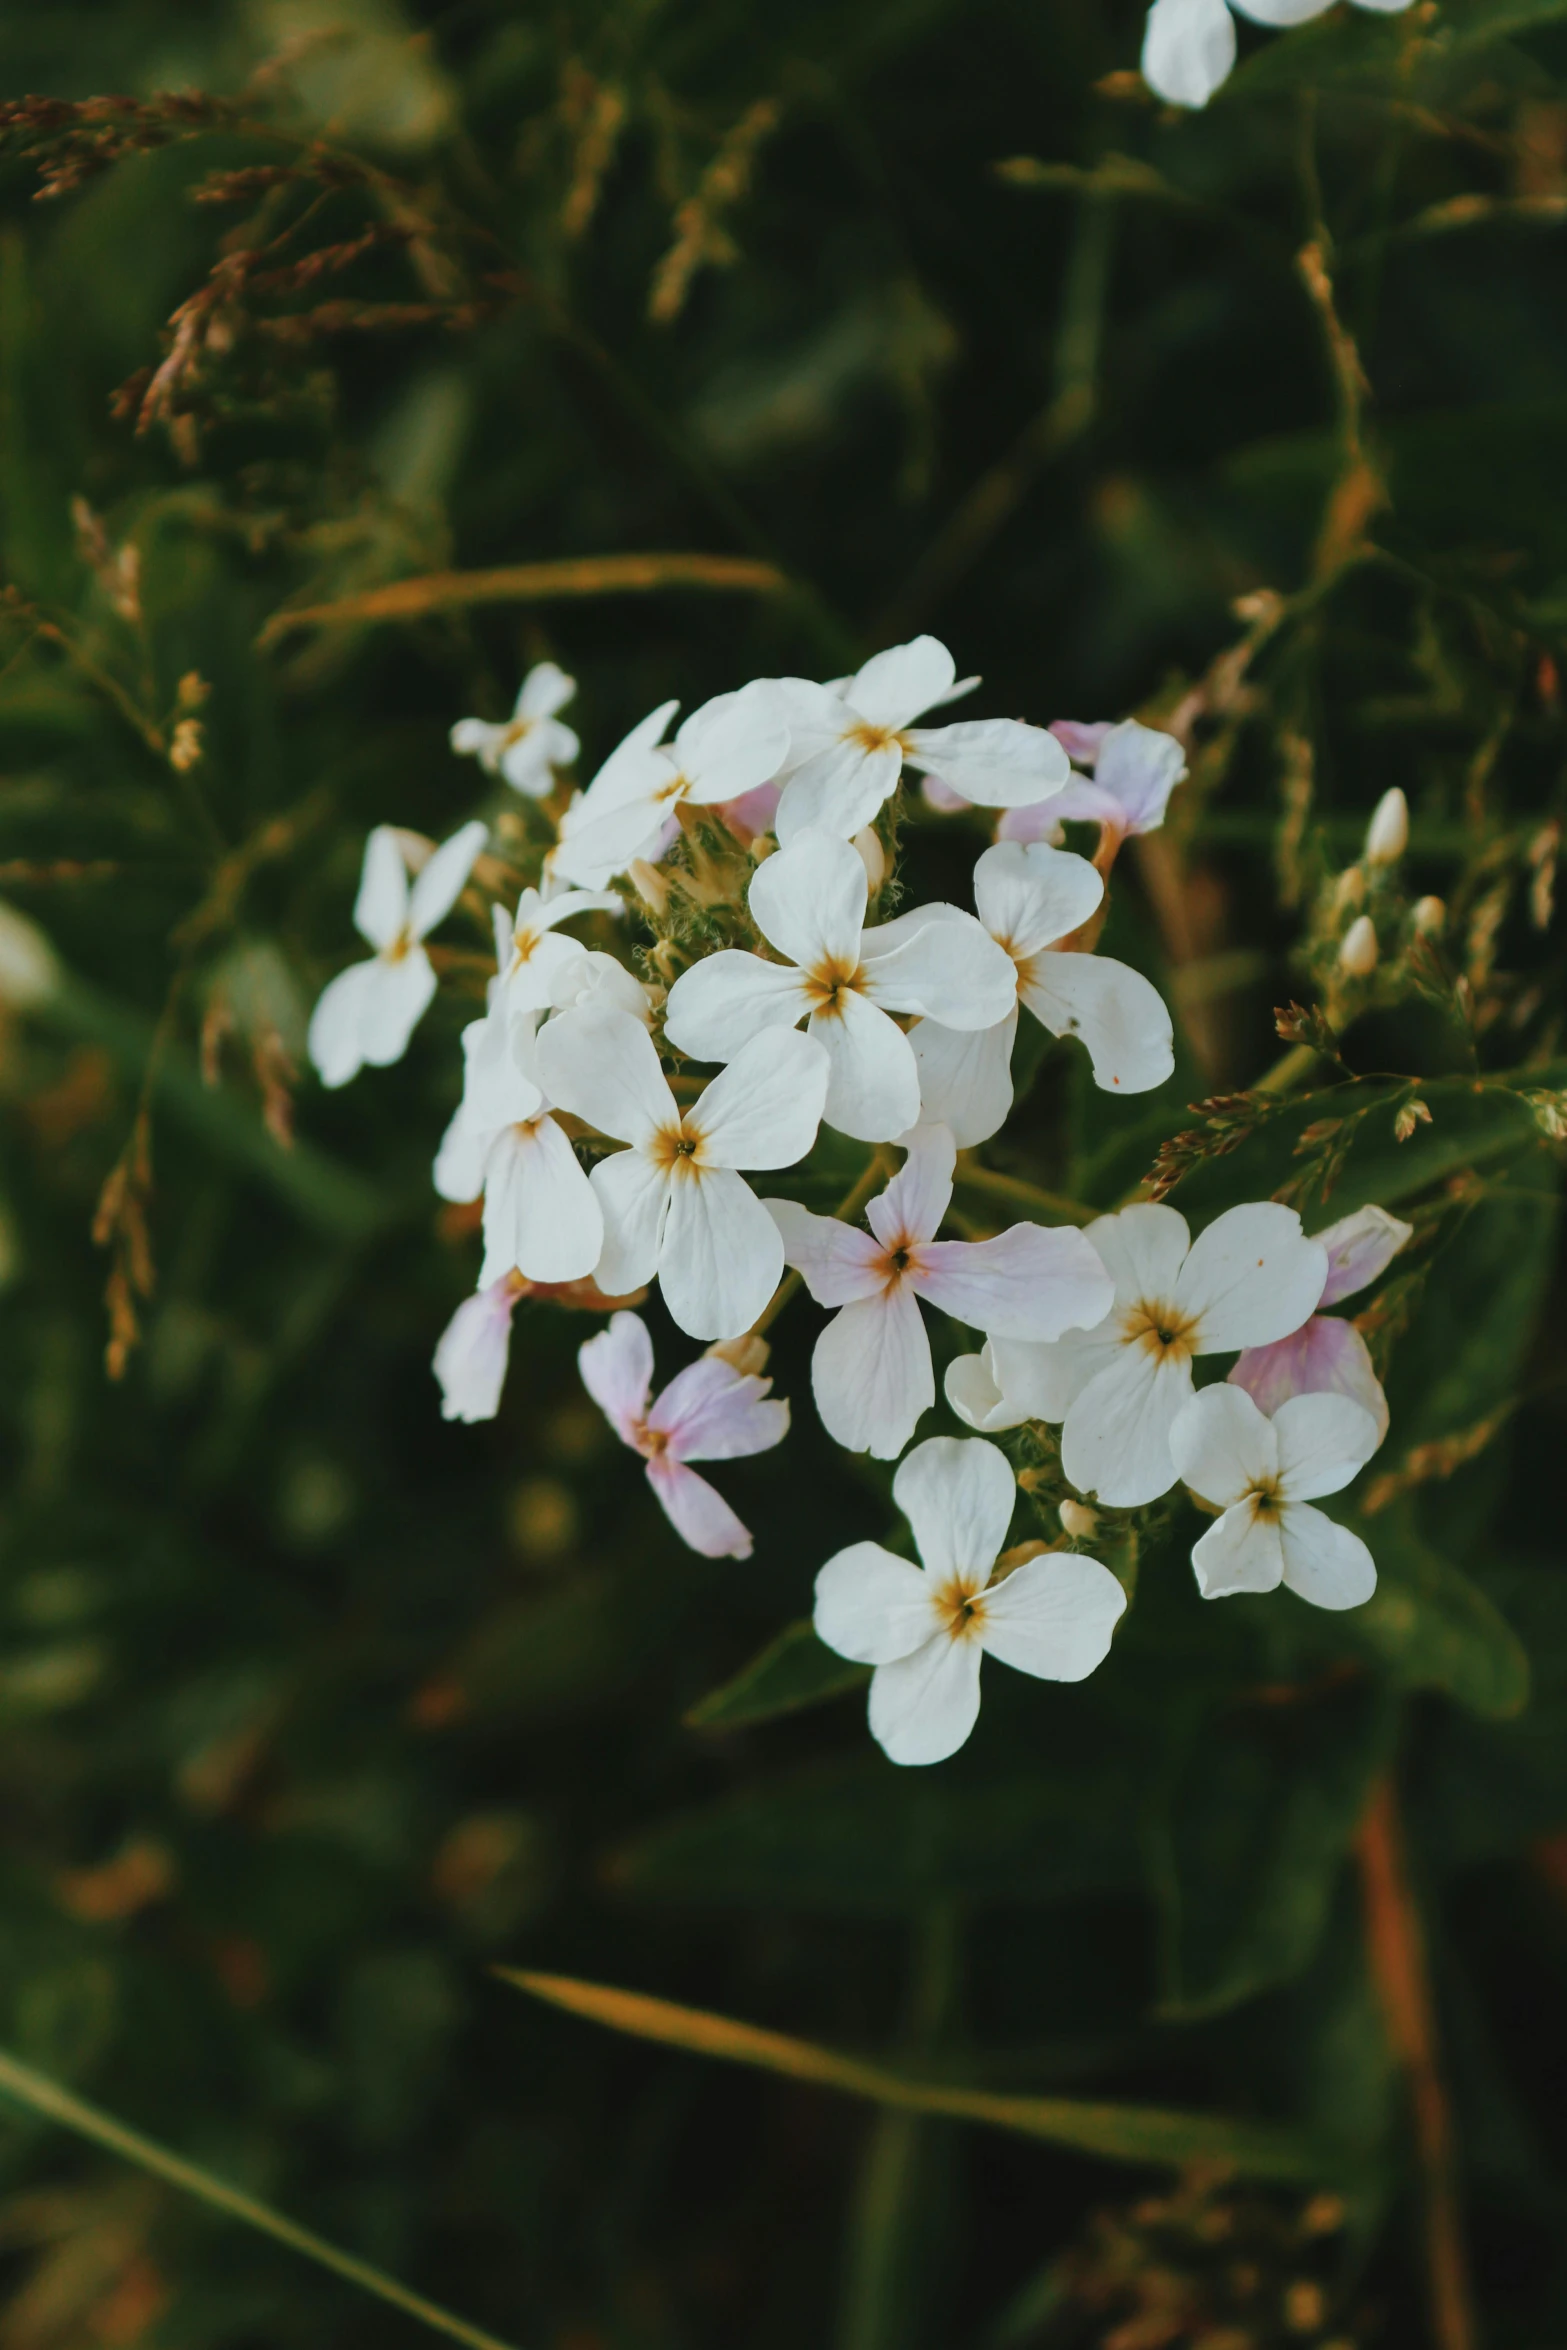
851;827;887;893
1332;865;1365;912
1339;914;1379;978
1412;895;1446;937
1364;787;1409;864
0;902;59;1008
1059;1498;1099;1540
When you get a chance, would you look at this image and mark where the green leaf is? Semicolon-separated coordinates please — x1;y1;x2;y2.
684;1619;869;1730
1339;1508;1529;1720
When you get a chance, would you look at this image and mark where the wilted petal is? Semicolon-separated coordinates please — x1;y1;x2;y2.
693;1026;829;1169
974;840;1102;956
663;951;813;1062
902;717;1070;808
1230;1317;1390;1443
434;1280;519;1424
1169;1383;1278;1510
1191;1505;1285;1598
748;827;866;970
914;1224;1115;1343
354;827;410;949
767;1199;886;1305
1316;1203;1414;1306
812;1286;934;1458
1176;1202;1327;1352
1142;0;1238;105
537;1006;674;1144
815;1541;944;1664
849;636;956;730
661;1166;784;1339
1272;1390;1381;1501
646;1455;756;1559
1020;953;1175;1096
894;1433;1016;1585
868;1635;983;1765
578;1311;656;1443
649;1356;788;1461
1278;1506;1377;1610
910;1012;1016;1148
979;1552;1126;1681
1062;1345;1194;1506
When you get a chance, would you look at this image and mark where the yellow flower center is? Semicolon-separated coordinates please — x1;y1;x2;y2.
649;1122;708;1176
936;1578;988;1642
1119;1297;1200;1364
804;955;866;1019
844;720;910;757
1244;1476;1285;1524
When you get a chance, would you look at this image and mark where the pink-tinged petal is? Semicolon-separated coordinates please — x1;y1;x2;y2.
914;1223;1115;1343
358;947;438;1067
775;740;903;844
921;772;972;813
849;636;956;730
813;991;922;1143
815;1541;944;1664
1049;720;1115;766
748;828;866;969
663;951;813;1063
578;1313;655;1443
978;1552;1126;1681
434;1280;520;1424
1169;1385;1278;1510
1021;779;1121;834
1020;953;1175;1096
646;1455;755;1559
893;1433;1016;1585
767;1199;886;1305
861;908;1018;1030
649;1357;788;1461
307;959;377;1088
867;1635;983;1765
1278;1505;1377;1611
353;827;410;949
1084;1201;1191;1309
1062;1346;1194;1506
1091;721;1187;834
591;1150;672;1296
1230;1318;1390;1443
537;1006;673;1144
1315;1203;1414;1306
1272;1391;1381;1501
479;1115;604;1287
902;717;1070;809
944;1345;1032;1432
661;1166;783;1340
1142;0;1237;105
692;1026;829;1169
910;1012;1016;1148
973;840;1102;956
995;800;1069;846
1191;1505;1284;1598
812;1286;934;1458
868;1124;957;1249
1176;1202;1328;1353
408;820;488;939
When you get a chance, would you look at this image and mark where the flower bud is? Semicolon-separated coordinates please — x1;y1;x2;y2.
1332;865;1365;913
627;859;669;917
851;827;887;892
1364;787;1408;864
1338;914;1378;977
705;1332;770;1377
1059;1498;1099;1540
0;901;59;1008
1412;894;1446;937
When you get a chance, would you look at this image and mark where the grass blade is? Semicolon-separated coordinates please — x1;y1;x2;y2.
258;552;786;644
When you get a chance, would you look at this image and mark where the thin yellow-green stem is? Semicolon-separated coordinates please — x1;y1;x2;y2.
0;2047;523;2350
951;1159;1097;1227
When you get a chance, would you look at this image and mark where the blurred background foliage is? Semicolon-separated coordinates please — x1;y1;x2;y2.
1;1;1567;2345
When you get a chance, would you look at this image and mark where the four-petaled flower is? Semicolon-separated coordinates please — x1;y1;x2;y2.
435;999;605;1290
767;636;1069;846
1170;1384;1379;1611
538;1007;829;1340
449;662;580;796
307;819;488;1089
1141;0;1411;112
490;882;625;1019
579;1311;788;1559
998;720;1188;853
963;1201;1328;1506
891;841;1174;1144
552;687;789;888
768;1125;1114;1458
664;829;1016;1142
1229;1203;1411;1442
814;1435;1127;1764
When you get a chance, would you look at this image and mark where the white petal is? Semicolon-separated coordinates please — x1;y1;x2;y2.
353;827;410;949
849;636;956;730
767;1198;886;1305
812;1287;934;1458
902;717;1070;808
944;1345;1032;1433
479;1116;604;1285
433;1281;518;1424
1231;0;1333;23
646;1457;755;1559
813;991;922;1143
867;1635;983;1766
675;683;792;802
1091;722;1187;835
433;1102;487;1202
910;1012;1016;1147
536;1007;674;1144
1191;1505;1285;1598
456;1004;546;1132
661;1166;783;1340
690;1026;828;1170
1169;1383;1278;1510
500;928;592;1018
591;1147;671;1294
861;910;1018;1030
517;660;576;720
1273;1391;1381;1501
1229;1319;1390;1444
747;828;866;970
894;1433;1016;1585
867;1123;956;1249
774;740;903;844
307;960;376;1088
1020;953;1175;1096
550;949;652;1025
978;1552;1126;1681
584;700;680;803
1085;1201;1191;1308
1316;1203;1413;1306
500;718;578;794
549;791;670;887
973;840;1102;955
1278;1505;1377;1611
578;1311;655;1444
663;951;813;1062
649;1358;787;1461
914;1223;1116;1342
1141;0;1237;106
986;1330;1112;1423
1176;1202;1328;1352
1061;1346;1193;1506
814;1541;944;1664
408;820;488;939
763;677;858;772
358;947;438;1067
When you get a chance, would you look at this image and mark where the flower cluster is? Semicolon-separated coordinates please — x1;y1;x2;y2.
308;638;1411;1767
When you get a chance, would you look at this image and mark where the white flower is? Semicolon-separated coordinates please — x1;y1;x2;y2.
768;1125;1114;1459
766;636;1069;846
1142;0;1412;112
433;1274;525;1423
307;819;488;1088
552;686;789;888
663;829;1017;1143
971;1200;1328;1507
1170;1384;1379;1611
813;1435;1126;1765
1229;1202;1411;1442
434;1004;604;1288
537;1007;828;1341
579;1311;788;1559
998;720;1187;850
894;841;1174;1145
449;662;579;796
490;882;624;1018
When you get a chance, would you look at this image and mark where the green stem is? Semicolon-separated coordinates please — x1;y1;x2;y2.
951;1159;1097;1226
